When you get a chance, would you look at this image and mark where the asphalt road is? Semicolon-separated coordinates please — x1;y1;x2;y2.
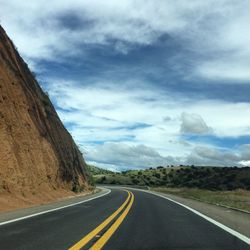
0;188;249;250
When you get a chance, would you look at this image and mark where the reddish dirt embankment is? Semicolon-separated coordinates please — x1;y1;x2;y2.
0;25;92;212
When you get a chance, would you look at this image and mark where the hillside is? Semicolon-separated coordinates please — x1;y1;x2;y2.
87;164;113;175
0;25;92;211
94;166;250;190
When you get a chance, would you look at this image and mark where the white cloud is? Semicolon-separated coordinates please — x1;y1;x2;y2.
85;141;250;169
239;160;250;166
181;112;213;135
0;0;187;60
46;79;250;142
240;144;250;160
187;147;235;166
196;61;250;82
186;144;250;167
189;101;250;137
1;1;250;168
85;142;176;169
43;78;250;168
196;146;238;161
1;0;250;81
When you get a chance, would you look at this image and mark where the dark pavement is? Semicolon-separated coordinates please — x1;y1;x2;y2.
104;189;249;250
0;188;249;250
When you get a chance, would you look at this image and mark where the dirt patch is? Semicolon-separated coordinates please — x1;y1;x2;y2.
0;188;94;213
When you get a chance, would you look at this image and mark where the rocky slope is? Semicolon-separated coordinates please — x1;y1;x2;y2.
0;25;92;211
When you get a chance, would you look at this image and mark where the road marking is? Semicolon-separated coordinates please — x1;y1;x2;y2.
114;186;250;245
90;191;134;250
149;191;250;245
0;188;111;226
69;190;132;250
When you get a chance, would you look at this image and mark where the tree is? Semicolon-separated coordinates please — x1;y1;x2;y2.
132;179;139;185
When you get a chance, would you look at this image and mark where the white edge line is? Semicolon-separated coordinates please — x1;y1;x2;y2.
115;186;250;245
0;188;111;226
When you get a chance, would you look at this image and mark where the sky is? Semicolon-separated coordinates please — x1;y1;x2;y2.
1;0;250;170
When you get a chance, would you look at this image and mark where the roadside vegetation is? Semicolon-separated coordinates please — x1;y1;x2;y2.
90;165;250;212
151;187;250;212
86;164;114;175
93;166;250;191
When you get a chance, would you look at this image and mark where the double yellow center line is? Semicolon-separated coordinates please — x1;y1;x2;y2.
69;190;134;250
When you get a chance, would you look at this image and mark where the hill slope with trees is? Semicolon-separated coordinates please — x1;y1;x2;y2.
94;166;250;191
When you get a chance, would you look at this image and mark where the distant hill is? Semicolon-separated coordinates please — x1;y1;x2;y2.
94;166;250;191
87;164;114;175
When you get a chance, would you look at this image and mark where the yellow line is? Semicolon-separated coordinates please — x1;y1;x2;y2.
90;192;134;250
68;190;131;250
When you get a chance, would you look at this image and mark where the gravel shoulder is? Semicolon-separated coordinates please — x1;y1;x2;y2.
0;188;108;224
150;190;250;238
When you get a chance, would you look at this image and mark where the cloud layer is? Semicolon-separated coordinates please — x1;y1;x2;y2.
86;142;175;170
1;1;250;169
2;0;250;82
181;113;213;135
46;79;250;168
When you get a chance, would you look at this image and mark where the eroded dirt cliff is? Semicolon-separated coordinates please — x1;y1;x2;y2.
0;25;92;211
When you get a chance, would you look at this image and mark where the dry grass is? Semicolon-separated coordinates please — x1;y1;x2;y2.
151;187;250;212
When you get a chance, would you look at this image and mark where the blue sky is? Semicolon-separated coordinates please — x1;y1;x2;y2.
1;0;250;170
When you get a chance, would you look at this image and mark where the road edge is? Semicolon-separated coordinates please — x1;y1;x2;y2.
112;186;250;245
0;187;111;226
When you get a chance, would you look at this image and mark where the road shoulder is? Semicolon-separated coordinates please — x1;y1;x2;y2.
0;187;109;224
107;185;250;240
149;189;250;238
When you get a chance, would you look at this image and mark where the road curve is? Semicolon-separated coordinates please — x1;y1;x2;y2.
0;187;249;250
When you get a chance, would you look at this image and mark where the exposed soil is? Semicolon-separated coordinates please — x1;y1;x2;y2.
0;25;91;211
0;189;79;212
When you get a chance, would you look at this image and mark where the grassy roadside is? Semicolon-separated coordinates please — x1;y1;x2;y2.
151;187;250;213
